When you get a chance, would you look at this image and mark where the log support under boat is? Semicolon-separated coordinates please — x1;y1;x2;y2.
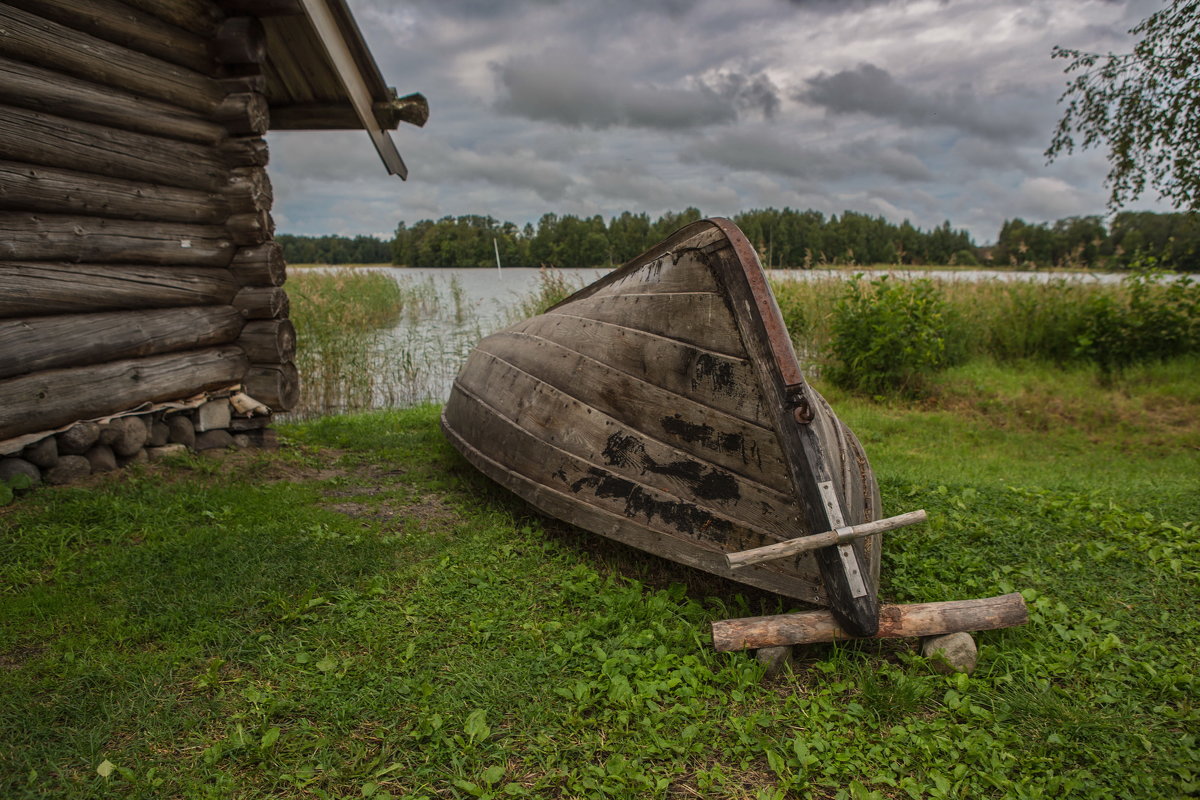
710;593;1029;652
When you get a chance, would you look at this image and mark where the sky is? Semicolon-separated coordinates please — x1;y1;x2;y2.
267;0;1170;245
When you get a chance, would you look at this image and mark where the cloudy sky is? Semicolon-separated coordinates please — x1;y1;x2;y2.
268;0;1169;245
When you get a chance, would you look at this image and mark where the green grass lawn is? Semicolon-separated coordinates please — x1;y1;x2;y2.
1;369;1197;798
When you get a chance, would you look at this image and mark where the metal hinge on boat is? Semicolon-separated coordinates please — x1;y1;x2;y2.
783;384;814;424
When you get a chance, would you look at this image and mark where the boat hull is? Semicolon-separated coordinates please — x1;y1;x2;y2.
442;219;882;631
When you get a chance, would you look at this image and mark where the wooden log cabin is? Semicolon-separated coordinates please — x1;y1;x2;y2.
0;0;426;484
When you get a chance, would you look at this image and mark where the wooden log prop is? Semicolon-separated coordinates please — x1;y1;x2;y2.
243;362;299;411
0;161;229;225
0;5;223;114
0;57;223;146
710;593;1029;652
0;306;243;380
237;319;296;363
0;213;235;267
230;243;286;286
0;104;229;191
0;346;248;440
0;264;237;317
726;510;927;569
4;0;214;74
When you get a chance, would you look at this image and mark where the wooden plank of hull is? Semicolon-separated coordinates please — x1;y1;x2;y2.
441;408;827;606
512;313;770;426
582;248;721;300
475;331;791;492
452;350;805;544
553;293;745;358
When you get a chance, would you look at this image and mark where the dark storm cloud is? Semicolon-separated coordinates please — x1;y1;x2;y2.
494;53;779;130
680;128;933;183
703;71;782;119
799;63;1040;142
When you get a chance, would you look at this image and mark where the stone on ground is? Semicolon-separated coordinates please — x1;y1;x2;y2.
921;632;978;674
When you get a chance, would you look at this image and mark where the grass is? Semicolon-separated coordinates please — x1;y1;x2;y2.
2;365;1197;798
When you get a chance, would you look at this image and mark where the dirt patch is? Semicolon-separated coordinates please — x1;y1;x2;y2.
0;643;47;670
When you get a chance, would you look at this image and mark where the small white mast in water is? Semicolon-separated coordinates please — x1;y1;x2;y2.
493;238;502;275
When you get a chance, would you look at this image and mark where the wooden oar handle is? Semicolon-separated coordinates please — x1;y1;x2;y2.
726;509;927;569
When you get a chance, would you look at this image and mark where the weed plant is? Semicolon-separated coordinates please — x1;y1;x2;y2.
825;276;959;397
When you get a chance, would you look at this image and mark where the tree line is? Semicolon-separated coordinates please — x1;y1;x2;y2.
278;208;1199;271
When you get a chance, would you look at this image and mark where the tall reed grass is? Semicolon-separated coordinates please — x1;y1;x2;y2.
287;269;470;418
288;269;577;418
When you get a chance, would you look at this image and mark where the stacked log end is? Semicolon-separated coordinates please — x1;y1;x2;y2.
0;2;301;490
216;13;300;415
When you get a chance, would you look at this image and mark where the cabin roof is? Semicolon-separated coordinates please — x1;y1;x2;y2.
261;0;427;179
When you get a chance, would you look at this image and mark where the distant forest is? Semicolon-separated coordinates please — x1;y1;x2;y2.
279;208;1200;271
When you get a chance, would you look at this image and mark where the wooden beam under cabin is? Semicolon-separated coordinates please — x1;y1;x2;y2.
0;346;249;441
269;93;430;131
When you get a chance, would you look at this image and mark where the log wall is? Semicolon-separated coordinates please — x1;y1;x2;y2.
0;0;297;456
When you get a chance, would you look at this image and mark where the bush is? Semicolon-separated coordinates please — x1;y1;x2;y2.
1077;270;1200;380
827;276;957;396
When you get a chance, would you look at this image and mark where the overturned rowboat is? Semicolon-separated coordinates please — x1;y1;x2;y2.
442;219;895;636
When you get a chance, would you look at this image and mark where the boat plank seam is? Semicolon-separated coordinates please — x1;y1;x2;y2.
526;312;770;427
487;328;776;436
454;349;796;499
440;410;827;604
541;310;755;364
475;331;790;489
449;379;802;550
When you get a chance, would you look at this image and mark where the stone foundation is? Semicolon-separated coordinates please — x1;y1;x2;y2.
0;396;276;488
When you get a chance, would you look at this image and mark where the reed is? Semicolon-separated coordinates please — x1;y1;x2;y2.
504;267;584;324
287;269;417;418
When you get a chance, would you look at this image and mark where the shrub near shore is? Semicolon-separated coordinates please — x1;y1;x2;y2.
772;271;1200;394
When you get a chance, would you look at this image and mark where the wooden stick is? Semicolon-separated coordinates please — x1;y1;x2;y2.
710;593;1028;652
726;510;926;569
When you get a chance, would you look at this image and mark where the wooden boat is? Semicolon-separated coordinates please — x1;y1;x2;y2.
442;219;884;635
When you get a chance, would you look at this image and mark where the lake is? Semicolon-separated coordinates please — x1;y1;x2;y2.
293;265;1134;414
